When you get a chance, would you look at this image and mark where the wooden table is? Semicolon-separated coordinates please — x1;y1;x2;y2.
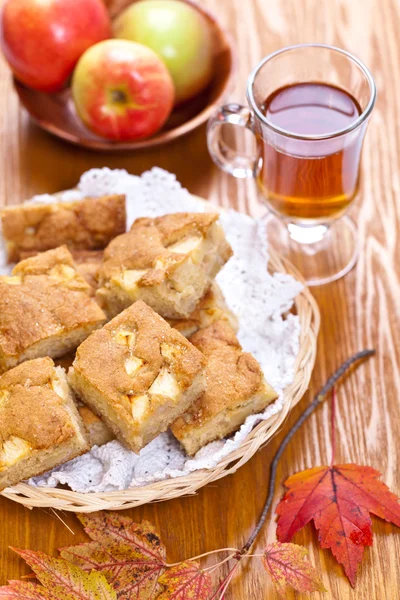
1;0;399;597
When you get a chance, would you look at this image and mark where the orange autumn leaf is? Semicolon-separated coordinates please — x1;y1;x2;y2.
0;580;54;599
77;513;166;563
2;550;116;600
262;542;326;598
157;561;213;599
61;513;166;599
276;464;400;586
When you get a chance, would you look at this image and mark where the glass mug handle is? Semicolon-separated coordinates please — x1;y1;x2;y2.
207;103;258;179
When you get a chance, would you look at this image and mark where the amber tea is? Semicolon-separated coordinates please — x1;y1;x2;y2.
207;44;376;284
257;82;363;222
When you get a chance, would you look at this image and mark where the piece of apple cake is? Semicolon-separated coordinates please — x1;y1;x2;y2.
96;212;233;319
1;194;126;262
69;300;206;453
0;246;106;373
171;321;278;456
167;283;238;338
0;358;89;491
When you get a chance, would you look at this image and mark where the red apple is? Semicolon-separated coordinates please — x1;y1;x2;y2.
71;39;175;141
0;0;111;93
113;0;214;105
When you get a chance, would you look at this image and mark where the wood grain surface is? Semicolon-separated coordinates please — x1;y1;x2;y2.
0;0;399;598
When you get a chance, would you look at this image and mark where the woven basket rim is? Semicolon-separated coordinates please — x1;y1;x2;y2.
1;245;319;512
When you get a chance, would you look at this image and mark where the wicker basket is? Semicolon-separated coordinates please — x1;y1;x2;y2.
1;249;319;512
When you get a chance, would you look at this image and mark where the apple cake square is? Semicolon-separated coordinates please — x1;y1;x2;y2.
96;212;233;319
1;194;126;262
0;246;106;372
171;321;278;456
167;282;238;338
69;300;206;453
0;357;89;491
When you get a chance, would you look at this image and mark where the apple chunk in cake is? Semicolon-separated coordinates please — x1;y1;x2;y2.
0;246;106;373
69;300;206;453
0;358;89;491
96;212;233;319
167;283;238;338
171;321;278;456
1;194;126;263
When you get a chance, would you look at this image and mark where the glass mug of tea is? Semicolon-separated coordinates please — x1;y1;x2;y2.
207;44;376;285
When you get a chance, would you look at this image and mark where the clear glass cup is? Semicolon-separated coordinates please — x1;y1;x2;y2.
207;44;376;286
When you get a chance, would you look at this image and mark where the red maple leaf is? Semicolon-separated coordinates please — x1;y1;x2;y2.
276;464;400;585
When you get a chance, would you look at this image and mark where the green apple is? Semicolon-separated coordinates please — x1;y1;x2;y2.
113;0;213;104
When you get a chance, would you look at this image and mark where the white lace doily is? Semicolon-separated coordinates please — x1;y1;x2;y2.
0;168;303;492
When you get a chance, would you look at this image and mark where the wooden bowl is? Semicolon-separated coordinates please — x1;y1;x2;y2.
13;0;235;151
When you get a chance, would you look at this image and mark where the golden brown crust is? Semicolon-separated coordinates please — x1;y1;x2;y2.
171;321;277;439
72;300;205;407
19;249;104;291
0;247;106;369
0;358;76;450
99;212;221;284
1;194;126;262
134;212;220;243
13;245;89;287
